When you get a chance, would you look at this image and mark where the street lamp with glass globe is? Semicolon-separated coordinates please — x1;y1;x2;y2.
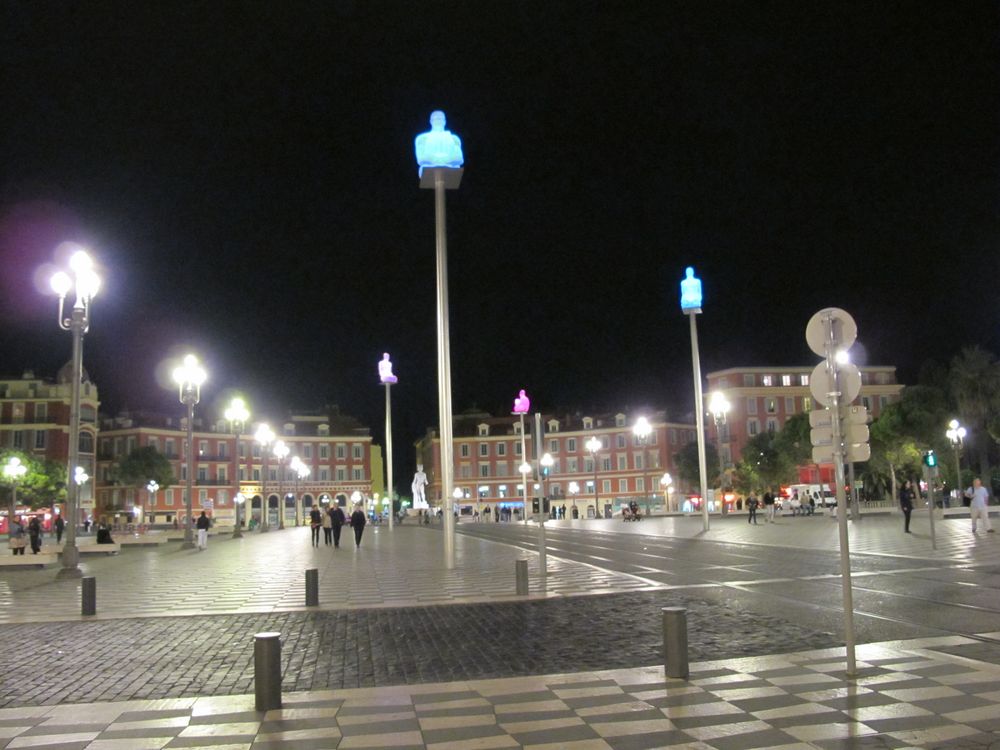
172;354;206;549
540;452;554;516
50;245;100;577
290;455;309;525
586;436;602;518
272;440;289;529
568;481;580;517
632;417;653;514
708;392;731;513
255;423;275;532
224;397;250;537
660;472;673;513
946;419;967;505
3;456;28;531
234;493;246;532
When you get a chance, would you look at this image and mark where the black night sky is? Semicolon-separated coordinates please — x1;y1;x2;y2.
1;2;997;478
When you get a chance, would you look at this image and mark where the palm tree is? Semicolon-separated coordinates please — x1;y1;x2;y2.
949;347;1000;480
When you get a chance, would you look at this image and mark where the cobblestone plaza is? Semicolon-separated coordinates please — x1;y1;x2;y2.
1;513;999;747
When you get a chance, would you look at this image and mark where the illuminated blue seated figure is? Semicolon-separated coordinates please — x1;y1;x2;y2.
414;110;464;176
680;266;703;311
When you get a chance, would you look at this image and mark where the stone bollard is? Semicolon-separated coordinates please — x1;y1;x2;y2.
515;559;529;595
254;632;282;711
662;607;689;679
305;568;318;607
81;576;96;616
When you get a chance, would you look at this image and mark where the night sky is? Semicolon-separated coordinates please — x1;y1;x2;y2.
1;2;997;479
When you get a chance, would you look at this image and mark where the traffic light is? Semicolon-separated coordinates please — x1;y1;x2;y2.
923;450;937;467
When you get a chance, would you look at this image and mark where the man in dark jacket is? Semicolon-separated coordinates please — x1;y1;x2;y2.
899;479;915;533
330;505;346;548
350;506;367;548
196;511;211;550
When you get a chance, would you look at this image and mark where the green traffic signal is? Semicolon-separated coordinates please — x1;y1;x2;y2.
923;451;937;467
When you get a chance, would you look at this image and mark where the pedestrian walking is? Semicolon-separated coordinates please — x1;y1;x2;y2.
321;506;333;545
966;478;994;534
330;505;346;547
27;516;42;554
350;505;367;548
899;479;914;533
762;489;776;523
54;515;65;544
9;517;26;555
309;507;322;547
747;494;759;524
195;511;211;550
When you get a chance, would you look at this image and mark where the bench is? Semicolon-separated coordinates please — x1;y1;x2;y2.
0;553;59;568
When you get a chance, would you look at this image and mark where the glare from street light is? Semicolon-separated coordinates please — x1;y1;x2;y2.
835;350;850;364
633;416;652;439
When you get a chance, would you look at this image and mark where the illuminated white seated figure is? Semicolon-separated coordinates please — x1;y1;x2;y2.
414;110;464;176
680;266;703;311
513;389;530;414
378;353;398;384
412;465;428;507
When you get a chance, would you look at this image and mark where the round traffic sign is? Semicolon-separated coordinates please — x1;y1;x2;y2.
809;361;862;408
805;307;857;358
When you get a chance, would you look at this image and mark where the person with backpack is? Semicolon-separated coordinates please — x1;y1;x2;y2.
747;494;759;524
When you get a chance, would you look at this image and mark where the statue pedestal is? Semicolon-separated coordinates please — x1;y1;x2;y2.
420;167;464;190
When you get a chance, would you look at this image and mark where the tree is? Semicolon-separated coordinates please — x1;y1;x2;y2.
950;346;1000;479
112;447;175;504
1;450;67;522
673;440;718;490
735;430;797;492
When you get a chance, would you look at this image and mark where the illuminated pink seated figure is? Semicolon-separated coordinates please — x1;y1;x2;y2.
513;389;530;414
411;466;428;507
378;353;398;384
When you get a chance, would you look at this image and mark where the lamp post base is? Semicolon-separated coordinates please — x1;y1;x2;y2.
57;545;83;579
180;540;196;550
232;529;243;538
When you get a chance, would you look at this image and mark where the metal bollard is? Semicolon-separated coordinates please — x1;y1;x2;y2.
305;568;319;607
515;559;529;595
254;632;282;711
81;576;96;616
662;607;689;679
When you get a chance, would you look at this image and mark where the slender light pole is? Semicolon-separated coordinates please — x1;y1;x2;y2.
50;246;100;577
415;110;464;569
586;436;602;518
513;390;531;524
292;458;310;521
224;397;249;537
633;417;653;514
680;267;710;531
946;419;966;505
255;423;274;532
568;481;579;516
234;493;245;533
3;457;27;535
660;472;673;513
708;391;731;514
379;353;398;530
173;354;206;549
273;440;289;529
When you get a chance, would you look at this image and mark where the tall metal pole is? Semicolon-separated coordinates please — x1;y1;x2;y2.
592;449;600;518
520;413;528;524
182;399;195;548
952;441;962;504
688;312;710;531
534;412;547;578
232;426;243;538
277;456;285;530
385;383;394;531
60;310;85;576
261;451;269;533
434;171;456;569
825;318;857;677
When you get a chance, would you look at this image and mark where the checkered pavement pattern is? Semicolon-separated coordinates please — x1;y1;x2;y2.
3;635;999;749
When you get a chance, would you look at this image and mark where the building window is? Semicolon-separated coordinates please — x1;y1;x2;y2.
219;442;227;458
35;403;47;422
718;377;729;388
583;417;593;430
12;431;24;448
762;375;774;386
304;444;312;459
318;424;330;436
765;398;777;414
548;439;558;453
199;440;208;456
165;439;177;457
336;468;346;481
320;444;329;459
880;396;888;410
862;396;871;410
252;443;261;458
602;457;611;472
617;434;626;449
617;455;627;470
619;479;628;493
803;397;812;412
479;443;489;457
637;477;645;492
567;457;578;473
615;414;626;427
785;397;795;414
766;418;778;433
460;464;471;478
79;432;94;452
782;374;792;386
197;467;207;481
496;462;508;477
218;490;227;505
253;468;260;481
635;454;644;470
217;467;227;481
670;429;678;444
513;422;522;434
800;374;810;386
743;374;755;386
460;443;470;457
584;458;594;473
747;398;758;415
34;431;46;449
319;468;330;481
497;442;506;456
547;420;560;433
479;464;489;477
199;489;208;503
585;481;594;493
748;419;759;436
514;442;522;456
352;468;363;480
567;438;576;452
477;424;489;437
165;489;174;506
336;445;346;459
602;479;611;494
352;444;363;460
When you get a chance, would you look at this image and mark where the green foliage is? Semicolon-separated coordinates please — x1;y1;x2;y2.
673;440;718;489
950;346;1000;477
0;451;67;509
773;412;812;466
113;446;175;489
737;430;797;491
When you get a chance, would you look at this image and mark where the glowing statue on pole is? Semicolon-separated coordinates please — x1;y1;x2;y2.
414;110;464;177
680;266;703;311
411;464;428;508
378;353;398;384
513;389;530;414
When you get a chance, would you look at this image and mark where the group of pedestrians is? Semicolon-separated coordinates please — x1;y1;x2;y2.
309;504;368;548
899;476;994;534
7;515;57;555
746;489;777;525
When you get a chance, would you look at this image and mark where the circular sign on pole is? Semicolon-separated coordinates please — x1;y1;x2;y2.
806;308;857;358
810;361;862;408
